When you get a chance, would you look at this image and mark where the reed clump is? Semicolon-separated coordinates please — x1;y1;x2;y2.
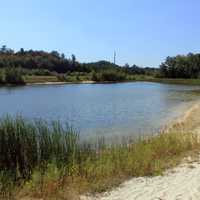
0;116;199;200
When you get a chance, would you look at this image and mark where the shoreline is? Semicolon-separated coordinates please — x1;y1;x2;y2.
25;78;200;86
83;101;200;200
26;80;96;85
2;77;200;87
83;154;200;200
162;99;200;134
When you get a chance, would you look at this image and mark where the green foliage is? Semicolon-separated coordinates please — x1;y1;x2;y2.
0;116;79;181
31;69;52;76
57;74;67;82
0;46;157;81
91;71;99;81
100;70;126;81
91;70;126;82
4;68;25;84
0;68;25;85
160;53;200;78
0;70;4;84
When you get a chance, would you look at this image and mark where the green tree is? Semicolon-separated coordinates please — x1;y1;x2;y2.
0;70;4;83
5;67;25;84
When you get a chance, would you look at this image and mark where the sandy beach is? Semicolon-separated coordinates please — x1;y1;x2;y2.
82;155;200;200
82;101;200;200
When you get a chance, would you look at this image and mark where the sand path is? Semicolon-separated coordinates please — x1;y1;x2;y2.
83;157;200;200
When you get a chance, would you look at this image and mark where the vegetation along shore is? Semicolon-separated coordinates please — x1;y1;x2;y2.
83;101;200;200
2;46;200;85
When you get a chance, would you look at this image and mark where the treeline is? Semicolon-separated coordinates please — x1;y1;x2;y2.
0;45;80;73
0;46;157;83
3;46;200;82
160;53;200;78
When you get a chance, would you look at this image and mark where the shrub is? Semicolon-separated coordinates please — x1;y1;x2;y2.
0;70;4;84
101;70;126;81
57;74;67;81
5;67;25;85
32;69;52;76
91;70;126;82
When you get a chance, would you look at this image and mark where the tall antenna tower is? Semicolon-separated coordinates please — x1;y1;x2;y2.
114;51;116;64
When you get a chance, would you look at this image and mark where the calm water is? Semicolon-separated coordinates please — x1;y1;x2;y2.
0;82;200;138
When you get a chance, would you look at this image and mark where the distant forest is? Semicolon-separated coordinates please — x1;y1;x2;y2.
0;45;155;75
160;53;200;78
0;45;200;84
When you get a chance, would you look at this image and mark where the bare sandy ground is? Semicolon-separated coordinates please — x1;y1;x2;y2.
27;80;95;85
82;102;200;200
82;156;200;200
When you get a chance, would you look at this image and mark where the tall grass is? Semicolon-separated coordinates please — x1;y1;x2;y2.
0;116;79;178
0;116;199;199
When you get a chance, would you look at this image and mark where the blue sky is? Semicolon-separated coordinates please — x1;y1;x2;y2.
1;0;200;67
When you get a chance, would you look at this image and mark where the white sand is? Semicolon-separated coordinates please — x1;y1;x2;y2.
82;156;200;200
82;102;200;200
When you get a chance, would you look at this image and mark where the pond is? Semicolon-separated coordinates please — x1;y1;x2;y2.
0;82;200;138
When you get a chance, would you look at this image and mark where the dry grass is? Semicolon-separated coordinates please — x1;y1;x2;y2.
18;136;200;199
24;76;59;83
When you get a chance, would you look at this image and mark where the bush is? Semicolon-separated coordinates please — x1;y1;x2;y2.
5;67;25;84
32;69;52;76
91;70;126;82
57;74;67;81
101;70;126;81
0;70;4;84
91;71;99;81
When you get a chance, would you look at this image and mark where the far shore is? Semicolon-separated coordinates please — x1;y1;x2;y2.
24;76;200;86
2;74;200;86
26;80;96;85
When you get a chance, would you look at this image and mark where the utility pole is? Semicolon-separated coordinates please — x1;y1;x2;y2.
114;51;116;64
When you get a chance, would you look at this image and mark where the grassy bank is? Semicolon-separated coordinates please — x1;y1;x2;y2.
24;75;200;86
24;75;59;83
146;78;200;85
0;116;199;200
128;75;200;85
1;67;200;86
